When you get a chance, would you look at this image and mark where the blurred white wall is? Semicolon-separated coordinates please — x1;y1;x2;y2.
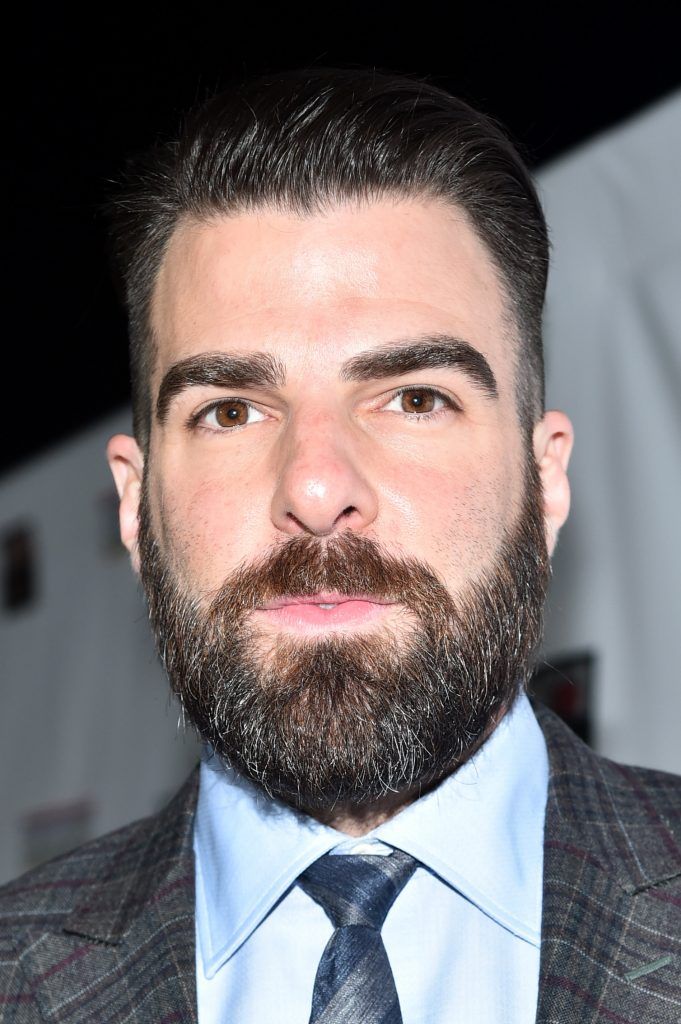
0;412;198;884
539;90;681;772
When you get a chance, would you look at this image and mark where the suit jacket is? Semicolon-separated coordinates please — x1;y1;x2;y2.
1;706;681;1023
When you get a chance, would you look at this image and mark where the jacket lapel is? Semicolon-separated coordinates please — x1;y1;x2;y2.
534;706;681;1023
20;770;200;1023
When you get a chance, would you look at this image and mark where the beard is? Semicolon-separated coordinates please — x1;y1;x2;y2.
137;454;549;815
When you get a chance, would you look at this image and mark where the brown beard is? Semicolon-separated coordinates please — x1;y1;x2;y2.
137;453;549;815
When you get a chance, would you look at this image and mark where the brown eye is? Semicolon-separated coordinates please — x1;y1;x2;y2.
198;398;266;432
400;389;436;414
195;398;266;433
213;401;250;427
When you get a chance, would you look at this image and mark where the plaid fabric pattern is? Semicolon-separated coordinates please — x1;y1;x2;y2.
535;706;681;1023
1;707;680;1022
0;772;199;1023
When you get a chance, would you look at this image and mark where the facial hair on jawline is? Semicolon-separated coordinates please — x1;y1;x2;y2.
136;452;549;816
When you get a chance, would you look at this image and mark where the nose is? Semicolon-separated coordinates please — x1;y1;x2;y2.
270;410;379;537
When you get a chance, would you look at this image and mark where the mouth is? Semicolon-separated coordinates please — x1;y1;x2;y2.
254;593;397;631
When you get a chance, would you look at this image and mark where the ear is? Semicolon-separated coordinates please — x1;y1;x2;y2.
107;434;144;574
532;410;574;556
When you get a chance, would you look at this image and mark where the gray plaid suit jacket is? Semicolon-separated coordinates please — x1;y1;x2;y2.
1;706;681;1022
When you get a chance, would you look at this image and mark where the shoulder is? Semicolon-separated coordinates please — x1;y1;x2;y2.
535;702;681;885
0;768;199;986
0;818;154;1019
0;811;161;934
536;700;681;808
0;769;199;1022
0;813;166;1022
532;710;681;1019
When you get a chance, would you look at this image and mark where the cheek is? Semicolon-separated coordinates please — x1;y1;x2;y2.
156;470;266;590
385;450;521;584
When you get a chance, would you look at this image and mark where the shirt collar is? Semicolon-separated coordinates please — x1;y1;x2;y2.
194;694;548;978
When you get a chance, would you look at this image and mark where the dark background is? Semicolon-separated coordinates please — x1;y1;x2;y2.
5;7;681;476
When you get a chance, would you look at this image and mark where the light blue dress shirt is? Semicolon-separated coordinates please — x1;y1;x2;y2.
194;695;548;1023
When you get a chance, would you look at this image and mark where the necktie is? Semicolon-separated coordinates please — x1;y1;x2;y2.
297;848;418;1024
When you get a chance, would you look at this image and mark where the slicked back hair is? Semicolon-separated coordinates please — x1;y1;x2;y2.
109;68;549;450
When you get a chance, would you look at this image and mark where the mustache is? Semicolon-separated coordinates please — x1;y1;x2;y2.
206;531;453;619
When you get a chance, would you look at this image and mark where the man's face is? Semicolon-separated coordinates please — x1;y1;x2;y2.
109;197;572;816
149;198;532;596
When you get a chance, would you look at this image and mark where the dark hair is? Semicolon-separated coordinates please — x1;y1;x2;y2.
109;68;548;450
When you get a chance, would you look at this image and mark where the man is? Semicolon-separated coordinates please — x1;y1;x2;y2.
1;69;680;1023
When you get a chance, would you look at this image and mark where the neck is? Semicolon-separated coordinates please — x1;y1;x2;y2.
305;705;509;835
318;787;424;837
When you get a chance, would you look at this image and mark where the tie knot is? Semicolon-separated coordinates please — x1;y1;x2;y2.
298;848;417;930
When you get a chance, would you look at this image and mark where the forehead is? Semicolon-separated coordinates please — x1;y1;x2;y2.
150;197;515;385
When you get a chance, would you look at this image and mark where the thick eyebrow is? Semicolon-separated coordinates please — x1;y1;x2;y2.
340;335;498;398
156;334;498;423
156;352;286;423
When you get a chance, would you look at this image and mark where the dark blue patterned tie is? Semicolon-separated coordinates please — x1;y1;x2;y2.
298;848;418;1023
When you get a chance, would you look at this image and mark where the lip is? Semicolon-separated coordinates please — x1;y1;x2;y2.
253;594;398;631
